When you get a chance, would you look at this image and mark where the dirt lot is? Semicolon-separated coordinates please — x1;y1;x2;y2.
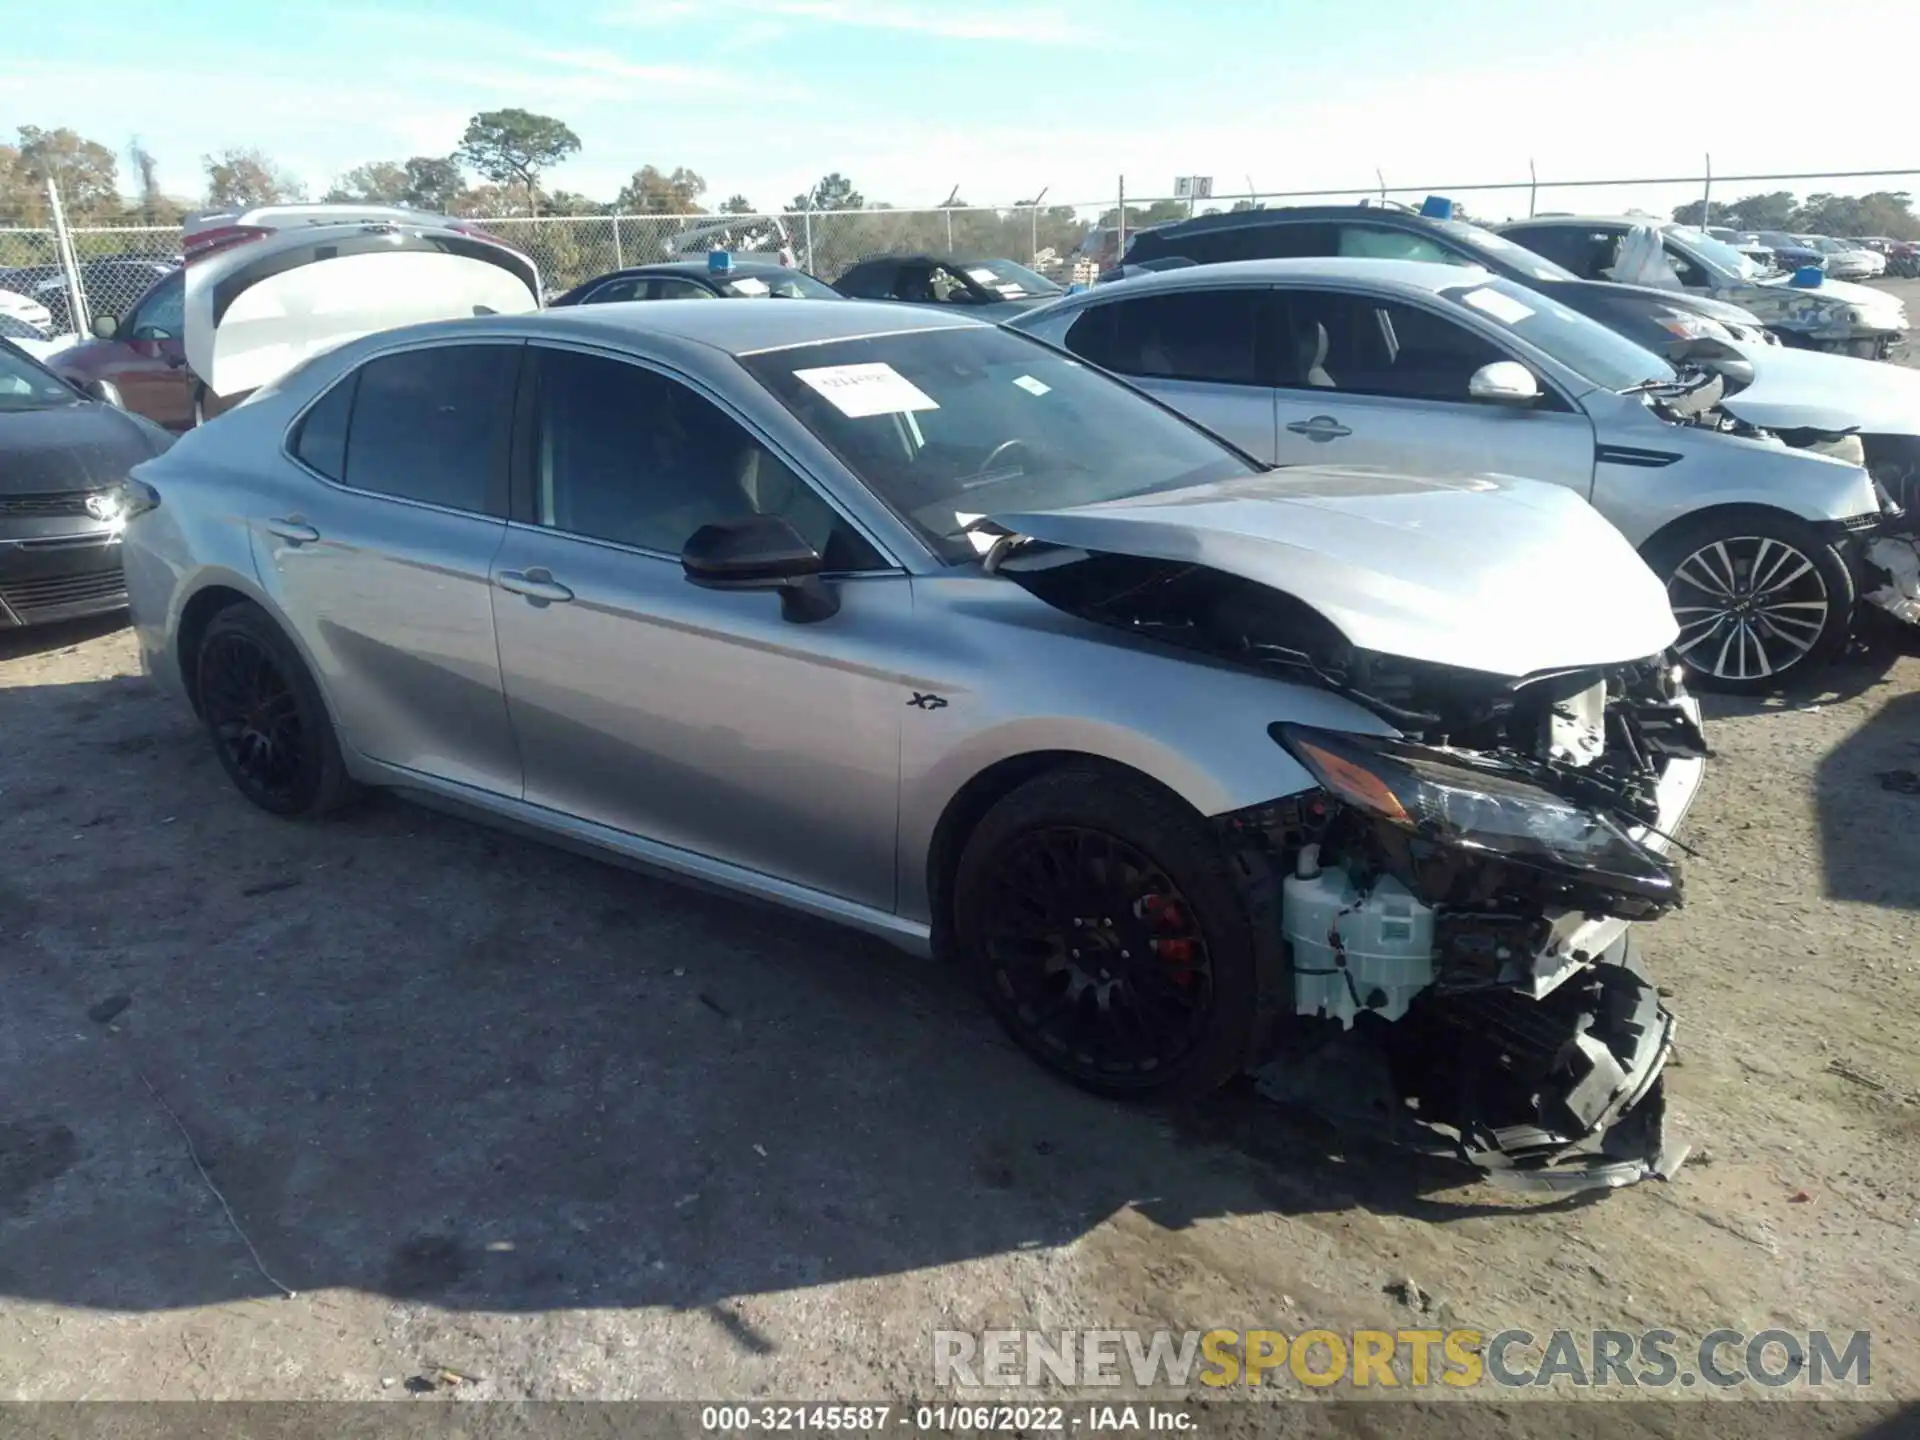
4;292;1920;1430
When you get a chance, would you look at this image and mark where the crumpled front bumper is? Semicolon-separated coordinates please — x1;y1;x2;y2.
1251;698;1706;1196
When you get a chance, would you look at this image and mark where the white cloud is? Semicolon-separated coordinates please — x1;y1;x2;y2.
605;0;1082;43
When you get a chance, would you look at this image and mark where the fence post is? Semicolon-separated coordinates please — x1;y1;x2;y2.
1528;159;1538;218
1701;153;1712;227
45;177;89;338
1117;175;1126;256
1030;205;1038;264
612;211;625;269
803;206;814;273
945;208;953;250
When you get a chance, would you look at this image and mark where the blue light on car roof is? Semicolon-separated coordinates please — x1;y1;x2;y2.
709;250;733;274
1420;195;1454;219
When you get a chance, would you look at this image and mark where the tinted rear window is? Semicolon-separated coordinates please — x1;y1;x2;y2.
338;344;519;512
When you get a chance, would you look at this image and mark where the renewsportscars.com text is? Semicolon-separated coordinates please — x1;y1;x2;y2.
933;1327;1872;1390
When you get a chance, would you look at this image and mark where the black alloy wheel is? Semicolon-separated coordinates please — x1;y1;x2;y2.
195;602;358;816
954;768;1260;1099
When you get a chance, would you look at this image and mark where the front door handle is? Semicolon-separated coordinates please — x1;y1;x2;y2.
496;568;574;604
265;516;320;544
1286;415;1352;441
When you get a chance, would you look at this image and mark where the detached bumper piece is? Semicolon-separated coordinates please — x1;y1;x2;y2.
1253;935;1689;1196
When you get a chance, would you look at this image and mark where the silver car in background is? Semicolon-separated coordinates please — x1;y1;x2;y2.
117;301;1707;1190
1008;258;1890;691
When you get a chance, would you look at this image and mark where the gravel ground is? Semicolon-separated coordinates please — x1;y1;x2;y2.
3;288;1920;1430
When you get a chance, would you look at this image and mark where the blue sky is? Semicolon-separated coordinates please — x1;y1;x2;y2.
8;0;1914;218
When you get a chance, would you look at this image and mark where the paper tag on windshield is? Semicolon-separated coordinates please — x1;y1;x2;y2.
1012;374;1050;396
967;268;998;284
794;362;940;418
730;276;770;296
1461;288;1534;324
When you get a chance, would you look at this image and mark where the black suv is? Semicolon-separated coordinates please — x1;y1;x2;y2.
1106;204;1776;361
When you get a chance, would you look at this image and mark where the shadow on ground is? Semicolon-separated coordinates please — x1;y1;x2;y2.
0;670;1521;1323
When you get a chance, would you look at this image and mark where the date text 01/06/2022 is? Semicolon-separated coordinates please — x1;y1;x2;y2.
700;1403;1198;1432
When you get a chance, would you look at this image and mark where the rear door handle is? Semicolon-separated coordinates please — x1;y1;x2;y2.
1286;415;1352;441
496;568;574;604
265;517;320;544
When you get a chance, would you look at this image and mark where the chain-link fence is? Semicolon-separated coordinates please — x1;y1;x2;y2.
0;223;180;338
8;165;1915;341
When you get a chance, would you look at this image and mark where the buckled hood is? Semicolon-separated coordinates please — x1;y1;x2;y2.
1717;340;1920;435
990;466;1679;677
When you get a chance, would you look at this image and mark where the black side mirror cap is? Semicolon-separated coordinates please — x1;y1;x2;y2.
682;514;838;623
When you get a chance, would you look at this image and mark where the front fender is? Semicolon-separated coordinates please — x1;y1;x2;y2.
893;589;1398;924
1594;437;1881;548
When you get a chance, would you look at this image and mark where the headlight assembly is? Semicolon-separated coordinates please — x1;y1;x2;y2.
1271;723;1678;903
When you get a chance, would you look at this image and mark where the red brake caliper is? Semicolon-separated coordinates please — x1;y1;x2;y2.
1138;893;1196;986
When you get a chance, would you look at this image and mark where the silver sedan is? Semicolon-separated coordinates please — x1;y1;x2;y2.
117;300;1706;1190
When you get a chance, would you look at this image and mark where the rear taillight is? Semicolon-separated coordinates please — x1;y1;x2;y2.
183;225;274;263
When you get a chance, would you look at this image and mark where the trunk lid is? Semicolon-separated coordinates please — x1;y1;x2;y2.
183;222;541;399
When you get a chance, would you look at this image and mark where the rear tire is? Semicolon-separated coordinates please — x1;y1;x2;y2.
195;601;359;817
1643;512;1855;693
953;766;1261;1100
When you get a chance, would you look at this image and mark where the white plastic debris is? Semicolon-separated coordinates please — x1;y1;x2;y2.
1865;535;1920;624
1610;223;1683;290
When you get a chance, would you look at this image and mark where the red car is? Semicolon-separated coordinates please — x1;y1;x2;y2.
48;266;195;431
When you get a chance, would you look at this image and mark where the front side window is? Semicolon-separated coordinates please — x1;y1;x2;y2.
1061;290;1263;385
737;325;1255;565
527;347;881;568
0;345;80;409
582;276;647;304
1278;289;1507;401
835;263;894;299
337;343;518;511
1435;221;1578;282
1336;225;1473;267
128;271;184;339
650;278;717;301
1499;226;1616;279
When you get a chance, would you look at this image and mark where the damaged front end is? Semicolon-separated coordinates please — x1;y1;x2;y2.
1228;661;1707;1194
989;509;1708;1193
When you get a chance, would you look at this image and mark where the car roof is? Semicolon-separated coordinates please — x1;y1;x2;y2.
1502;215;1670;228
591;259;809;281
1024;256;1496;302
1142;205;1432;237
374;297;986;359
846;253;996;269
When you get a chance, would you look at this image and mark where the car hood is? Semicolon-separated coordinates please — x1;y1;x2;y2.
1746;271;1901;319
1717;340;1920;435
989;466;1679;677
0;401;162;494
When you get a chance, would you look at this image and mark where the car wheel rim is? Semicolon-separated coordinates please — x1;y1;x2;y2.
978;825;1214;1080
1667;535;1830;682
201;634;308;803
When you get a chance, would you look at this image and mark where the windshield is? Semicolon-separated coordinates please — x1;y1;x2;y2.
0;345;80;409
737;325;1255;564
1434;221;1577;283
1665;226;1764;279
1810;237;1850;254
723;270;838;300
959;259;1064;299
1440;277;1675;392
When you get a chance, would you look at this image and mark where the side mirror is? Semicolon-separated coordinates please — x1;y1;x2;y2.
1468;361;1542;406
83;378;125;408
91;314;119;340
682;514;839;623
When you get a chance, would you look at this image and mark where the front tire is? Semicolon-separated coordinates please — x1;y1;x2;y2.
1644;513;1855;693
953;766;1261;1100
195;601;359;817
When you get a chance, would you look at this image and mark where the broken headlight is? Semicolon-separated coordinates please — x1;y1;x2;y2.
1271;723;1677;904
